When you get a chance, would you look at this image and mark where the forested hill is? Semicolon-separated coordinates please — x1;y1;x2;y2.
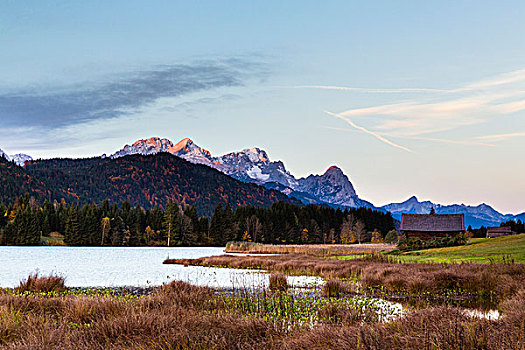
0;157;48;203
0;153;299;216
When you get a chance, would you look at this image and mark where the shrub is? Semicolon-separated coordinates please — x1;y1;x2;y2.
398;234;468;251
384;230;399;244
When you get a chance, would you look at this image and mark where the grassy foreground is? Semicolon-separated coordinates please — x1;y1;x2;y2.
1;274;524;349
387;234;525;263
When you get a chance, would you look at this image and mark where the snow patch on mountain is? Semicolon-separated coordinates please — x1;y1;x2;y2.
246;165;270;181
10;154;33;166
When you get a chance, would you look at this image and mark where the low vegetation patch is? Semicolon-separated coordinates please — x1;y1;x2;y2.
397;234;468;251
15;272;66;293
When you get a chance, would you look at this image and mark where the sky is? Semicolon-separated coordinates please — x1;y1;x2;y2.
1;1;524;214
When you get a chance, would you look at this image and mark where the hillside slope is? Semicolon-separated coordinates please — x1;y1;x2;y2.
1;153;298;216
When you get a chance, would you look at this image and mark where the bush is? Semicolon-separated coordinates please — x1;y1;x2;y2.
398;234;468;251
384;230;399;244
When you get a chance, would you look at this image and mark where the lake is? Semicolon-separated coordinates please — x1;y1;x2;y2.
0;246;320;288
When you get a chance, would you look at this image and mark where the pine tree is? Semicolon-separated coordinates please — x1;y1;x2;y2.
163;200;180;246
209;204;224;246
64;207;80;245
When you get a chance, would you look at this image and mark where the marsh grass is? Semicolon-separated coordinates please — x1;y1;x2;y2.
225;241;395;256
0;274;524;349
268;273;288;293
15;273;66;293
166;254;525;308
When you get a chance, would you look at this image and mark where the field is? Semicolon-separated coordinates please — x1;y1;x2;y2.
386;234;525;263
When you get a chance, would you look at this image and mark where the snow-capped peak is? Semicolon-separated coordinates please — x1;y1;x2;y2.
240;147;269;163
10;154;33;167
110;137;367;210
169;138;212;158
111;137;174;158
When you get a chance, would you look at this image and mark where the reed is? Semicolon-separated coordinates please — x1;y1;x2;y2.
15;272;66;293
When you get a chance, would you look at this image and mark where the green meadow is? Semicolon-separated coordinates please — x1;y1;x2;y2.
386;234;525;263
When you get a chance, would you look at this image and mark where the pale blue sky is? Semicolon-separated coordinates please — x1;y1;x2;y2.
1;1;524;213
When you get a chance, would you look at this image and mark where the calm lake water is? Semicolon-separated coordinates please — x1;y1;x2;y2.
0;246;320;288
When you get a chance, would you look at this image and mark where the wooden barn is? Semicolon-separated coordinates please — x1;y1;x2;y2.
486;226;514;238
400;213;465;239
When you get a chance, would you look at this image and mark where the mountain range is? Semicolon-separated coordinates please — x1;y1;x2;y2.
110;137;374;209
2;137;523;227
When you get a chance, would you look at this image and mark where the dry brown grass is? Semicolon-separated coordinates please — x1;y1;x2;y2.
0;279;524;349
268;273;288;293
15;273;66;293
166;254;525;304
225;242;396;256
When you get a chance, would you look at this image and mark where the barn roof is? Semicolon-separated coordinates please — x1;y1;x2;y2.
400;214;465;232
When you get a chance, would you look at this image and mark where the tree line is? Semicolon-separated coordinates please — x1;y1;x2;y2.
0;196;396;246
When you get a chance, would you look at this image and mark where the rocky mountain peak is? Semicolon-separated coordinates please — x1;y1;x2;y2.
240;147;269;163
134;137;173;149
296;166;358;207
110;137;368;210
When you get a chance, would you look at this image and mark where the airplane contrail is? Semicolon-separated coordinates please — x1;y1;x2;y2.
325;111;414;153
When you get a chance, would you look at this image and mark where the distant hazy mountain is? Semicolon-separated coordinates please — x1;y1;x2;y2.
111;137;373;210
382;196;523;228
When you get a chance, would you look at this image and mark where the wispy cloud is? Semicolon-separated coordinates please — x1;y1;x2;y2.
325;110;414;153
0;59;260;129
477;132;525;141
314;68;525;149
296;85;449;94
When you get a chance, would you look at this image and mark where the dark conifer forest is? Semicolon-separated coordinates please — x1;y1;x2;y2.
0;196;395;246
